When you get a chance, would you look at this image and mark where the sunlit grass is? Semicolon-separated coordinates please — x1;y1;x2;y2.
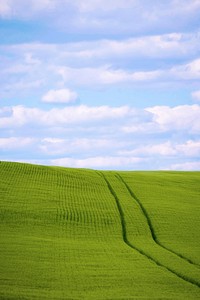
0;162;200;299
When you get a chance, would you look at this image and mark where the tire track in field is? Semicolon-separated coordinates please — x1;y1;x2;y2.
118;174;200;270
99;172;200;289
117;174;200;269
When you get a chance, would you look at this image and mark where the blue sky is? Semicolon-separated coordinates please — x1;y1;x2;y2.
0;0;200;170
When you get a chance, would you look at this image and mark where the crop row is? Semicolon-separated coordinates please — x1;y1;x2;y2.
101;172;200;288
0;162;199;299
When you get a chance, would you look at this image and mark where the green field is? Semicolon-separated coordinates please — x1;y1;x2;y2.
0;161;200;299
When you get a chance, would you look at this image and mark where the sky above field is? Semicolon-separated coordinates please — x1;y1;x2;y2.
0;0;200;170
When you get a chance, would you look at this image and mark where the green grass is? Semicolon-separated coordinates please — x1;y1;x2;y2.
0;161;200;299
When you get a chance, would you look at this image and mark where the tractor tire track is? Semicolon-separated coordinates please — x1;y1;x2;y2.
99;172;200;289
117;173;200;269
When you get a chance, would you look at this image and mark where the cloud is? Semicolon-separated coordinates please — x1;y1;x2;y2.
192;90;200;102
24;53;41;65
4;31;200;62
176;140;200;157
0;0;56;18
1;158;49;166
42;88;78;104
122;122;157;134
55;65;162;86
1;36;200;98
146;104;200;133
1;103;200;170
0;104;135;128
1;0;200;36
4;79;44;92
0;1;11;17
0;106;41;128
119;142;176;157
1;104;200;137
39;137;119;155
51;155;143;169
119;140;200;158
1;2;200;171
123;104;200;135
68;33;200;60
77;0;137;13
0;137;34;149
45;58;200;87
169;161;200;171
170;58;200;80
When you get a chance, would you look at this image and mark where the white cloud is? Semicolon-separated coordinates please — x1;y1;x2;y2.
55;65;161;86
191;90;200;102
1;104;200;137
0;137;34;149
4;31;200;62
0;106;41;128
1;1;200;171
119;142;176;157
1;158;49;166
0;104;135;128
0;0;11;17
31;0;55;11
1;103;200;170
169;161;200;171
1;0;200;36
4;79;44;91
123;104;200;135
122;123;157;134
51;57;200;87
176;140;200;157
62;33;200;60
77;0;137;13
170;58;200;80
51;155;143;169
24;53;41;65
119;140;200;158
0;0;56;18
1;38;200;96
42;88;78;104
39;137;118;155
146;104;200;133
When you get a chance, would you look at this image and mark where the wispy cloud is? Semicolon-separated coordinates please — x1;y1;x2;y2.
42;88;78;104
192;90;200;101
119;140;200;158
1;103;200;169
1;0;200;170
169;161;200;171
1;0;200;35
0;137;35;149
0;104;135;128
51;156;143;169
1;38;199;99
1;104;199;134
39;137;119;155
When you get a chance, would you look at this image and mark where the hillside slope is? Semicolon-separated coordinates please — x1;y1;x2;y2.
0;162;200;299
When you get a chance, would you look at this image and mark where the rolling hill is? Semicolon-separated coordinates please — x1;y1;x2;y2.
0;161;200;299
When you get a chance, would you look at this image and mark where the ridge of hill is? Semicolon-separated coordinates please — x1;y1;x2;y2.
0;161;200;299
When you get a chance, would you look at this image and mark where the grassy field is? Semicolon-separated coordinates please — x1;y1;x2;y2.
0;161;200;299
